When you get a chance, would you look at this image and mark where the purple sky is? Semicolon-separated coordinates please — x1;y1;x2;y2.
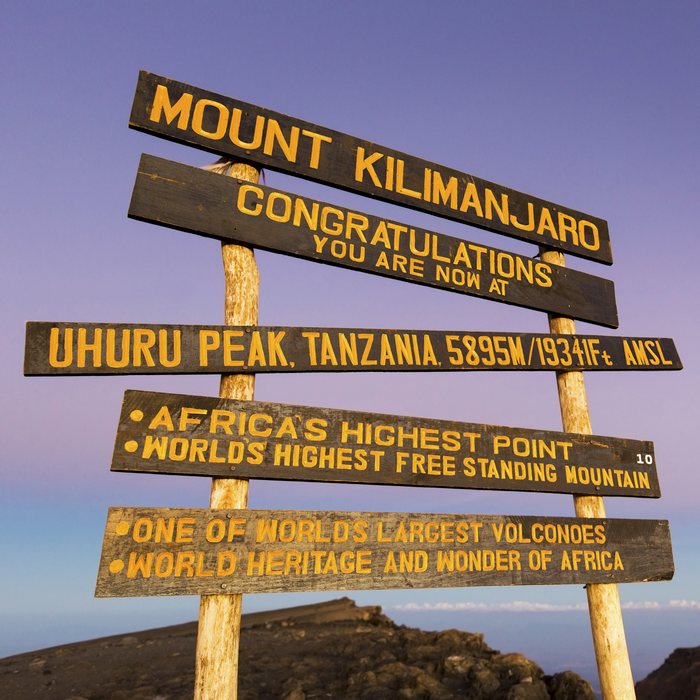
2;1;698;688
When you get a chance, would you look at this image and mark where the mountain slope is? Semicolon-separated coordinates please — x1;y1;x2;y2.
0;597;594;699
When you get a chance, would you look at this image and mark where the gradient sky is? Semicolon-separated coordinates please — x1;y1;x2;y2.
2;0;698;689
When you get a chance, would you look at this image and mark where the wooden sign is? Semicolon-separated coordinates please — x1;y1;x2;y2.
95;507;673;597
130;71;612;264
25;321;682;375
129;154;618;328
112;390;660;498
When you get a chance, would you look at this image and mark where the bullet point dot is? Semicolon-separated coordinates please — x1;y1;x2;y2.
115;521;130;536
109;559;124;574
129;410;144;422
124;440;138;453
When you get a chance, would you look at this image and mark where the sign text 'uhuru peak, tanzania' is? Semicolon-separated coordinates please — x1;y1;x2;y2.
25;322;681;375
96;507;673;597
130;71;612;264
129;155;618;327
111;390;660;498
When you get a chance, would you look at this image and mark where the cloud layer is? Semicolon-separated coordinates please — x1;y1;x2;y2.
392;600;700;613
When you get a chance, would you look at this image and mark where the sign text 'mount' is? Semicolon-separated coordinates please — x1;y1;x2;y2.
130;71;612;264
112;390;660;498
25;322;682;375
130;155;618;327
96;507;673;597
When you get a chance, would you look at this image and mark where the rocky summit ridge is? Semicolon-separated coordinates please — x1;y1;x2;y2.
2;597;597;699
635;645;700;700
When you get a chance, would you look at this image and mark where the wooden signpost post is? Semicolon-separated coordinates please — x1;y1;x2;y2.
24;71;682;699
194;159;259;699
542;248;637;697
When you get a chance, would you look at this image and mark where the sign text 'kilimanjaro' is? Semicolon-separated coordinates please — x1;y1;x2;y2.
130;71;612;264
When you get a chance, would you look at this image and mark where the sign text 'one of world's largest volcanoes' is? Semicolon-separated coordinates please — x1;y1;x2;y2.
129;155;618;327
112;390;660;498
130;71;612;264
95;507;673;597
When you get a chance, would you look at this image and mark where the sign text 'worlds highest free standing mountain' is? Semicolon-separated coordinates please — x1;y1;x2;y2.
24;71;681;700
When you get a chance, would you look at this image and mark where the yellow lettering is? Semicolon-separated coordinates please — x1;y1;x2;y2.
354;147;383;188
459;182;483;216
432;171;458;209
199;330;220;367
229;108;265;149
395;159;422;199
149;85;192;129
263;119;299;162
49;327;73;368
149;406;175;431
536;208;558;239
302;129;333;169
191;99;228;140
237;184;264;216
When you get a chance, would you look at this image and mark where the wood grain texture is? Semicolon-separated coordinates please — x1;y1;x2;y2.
111;389;661;498
129;71;612;264
128;154;619;327
542;248;635;700
95;507;673;597
194;160;259;700
24;322;682;375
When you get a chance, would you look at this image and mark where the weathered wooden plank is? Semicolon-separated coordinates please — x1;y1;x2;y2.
129;71;612;264
25;322;682;375
95;507;673;597
129;155;618;328
111;390;660;498
541;247;635;698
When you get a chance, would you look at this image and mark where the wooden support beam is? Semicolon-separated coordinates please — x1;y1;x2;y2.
194;159;260;700
541;248;635;700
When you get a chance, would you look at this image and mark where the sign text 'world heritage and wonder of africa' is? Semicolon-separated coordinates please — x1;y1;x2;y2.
96;507;673;597
129;155;618;327
130;71;612;264
24;322;682;375
111;390;661;498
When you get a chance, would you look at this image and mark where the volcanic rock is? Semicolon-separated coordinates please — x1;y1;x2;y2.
0;597;594;699
636;645;700;699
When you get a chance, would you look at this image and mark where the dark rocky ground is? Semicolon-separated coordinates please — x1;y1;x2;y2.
0;597;615;699
635;645;700;700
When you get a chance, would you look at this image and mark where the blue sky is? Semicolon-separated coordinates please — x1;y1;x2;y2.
1;0;698;689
